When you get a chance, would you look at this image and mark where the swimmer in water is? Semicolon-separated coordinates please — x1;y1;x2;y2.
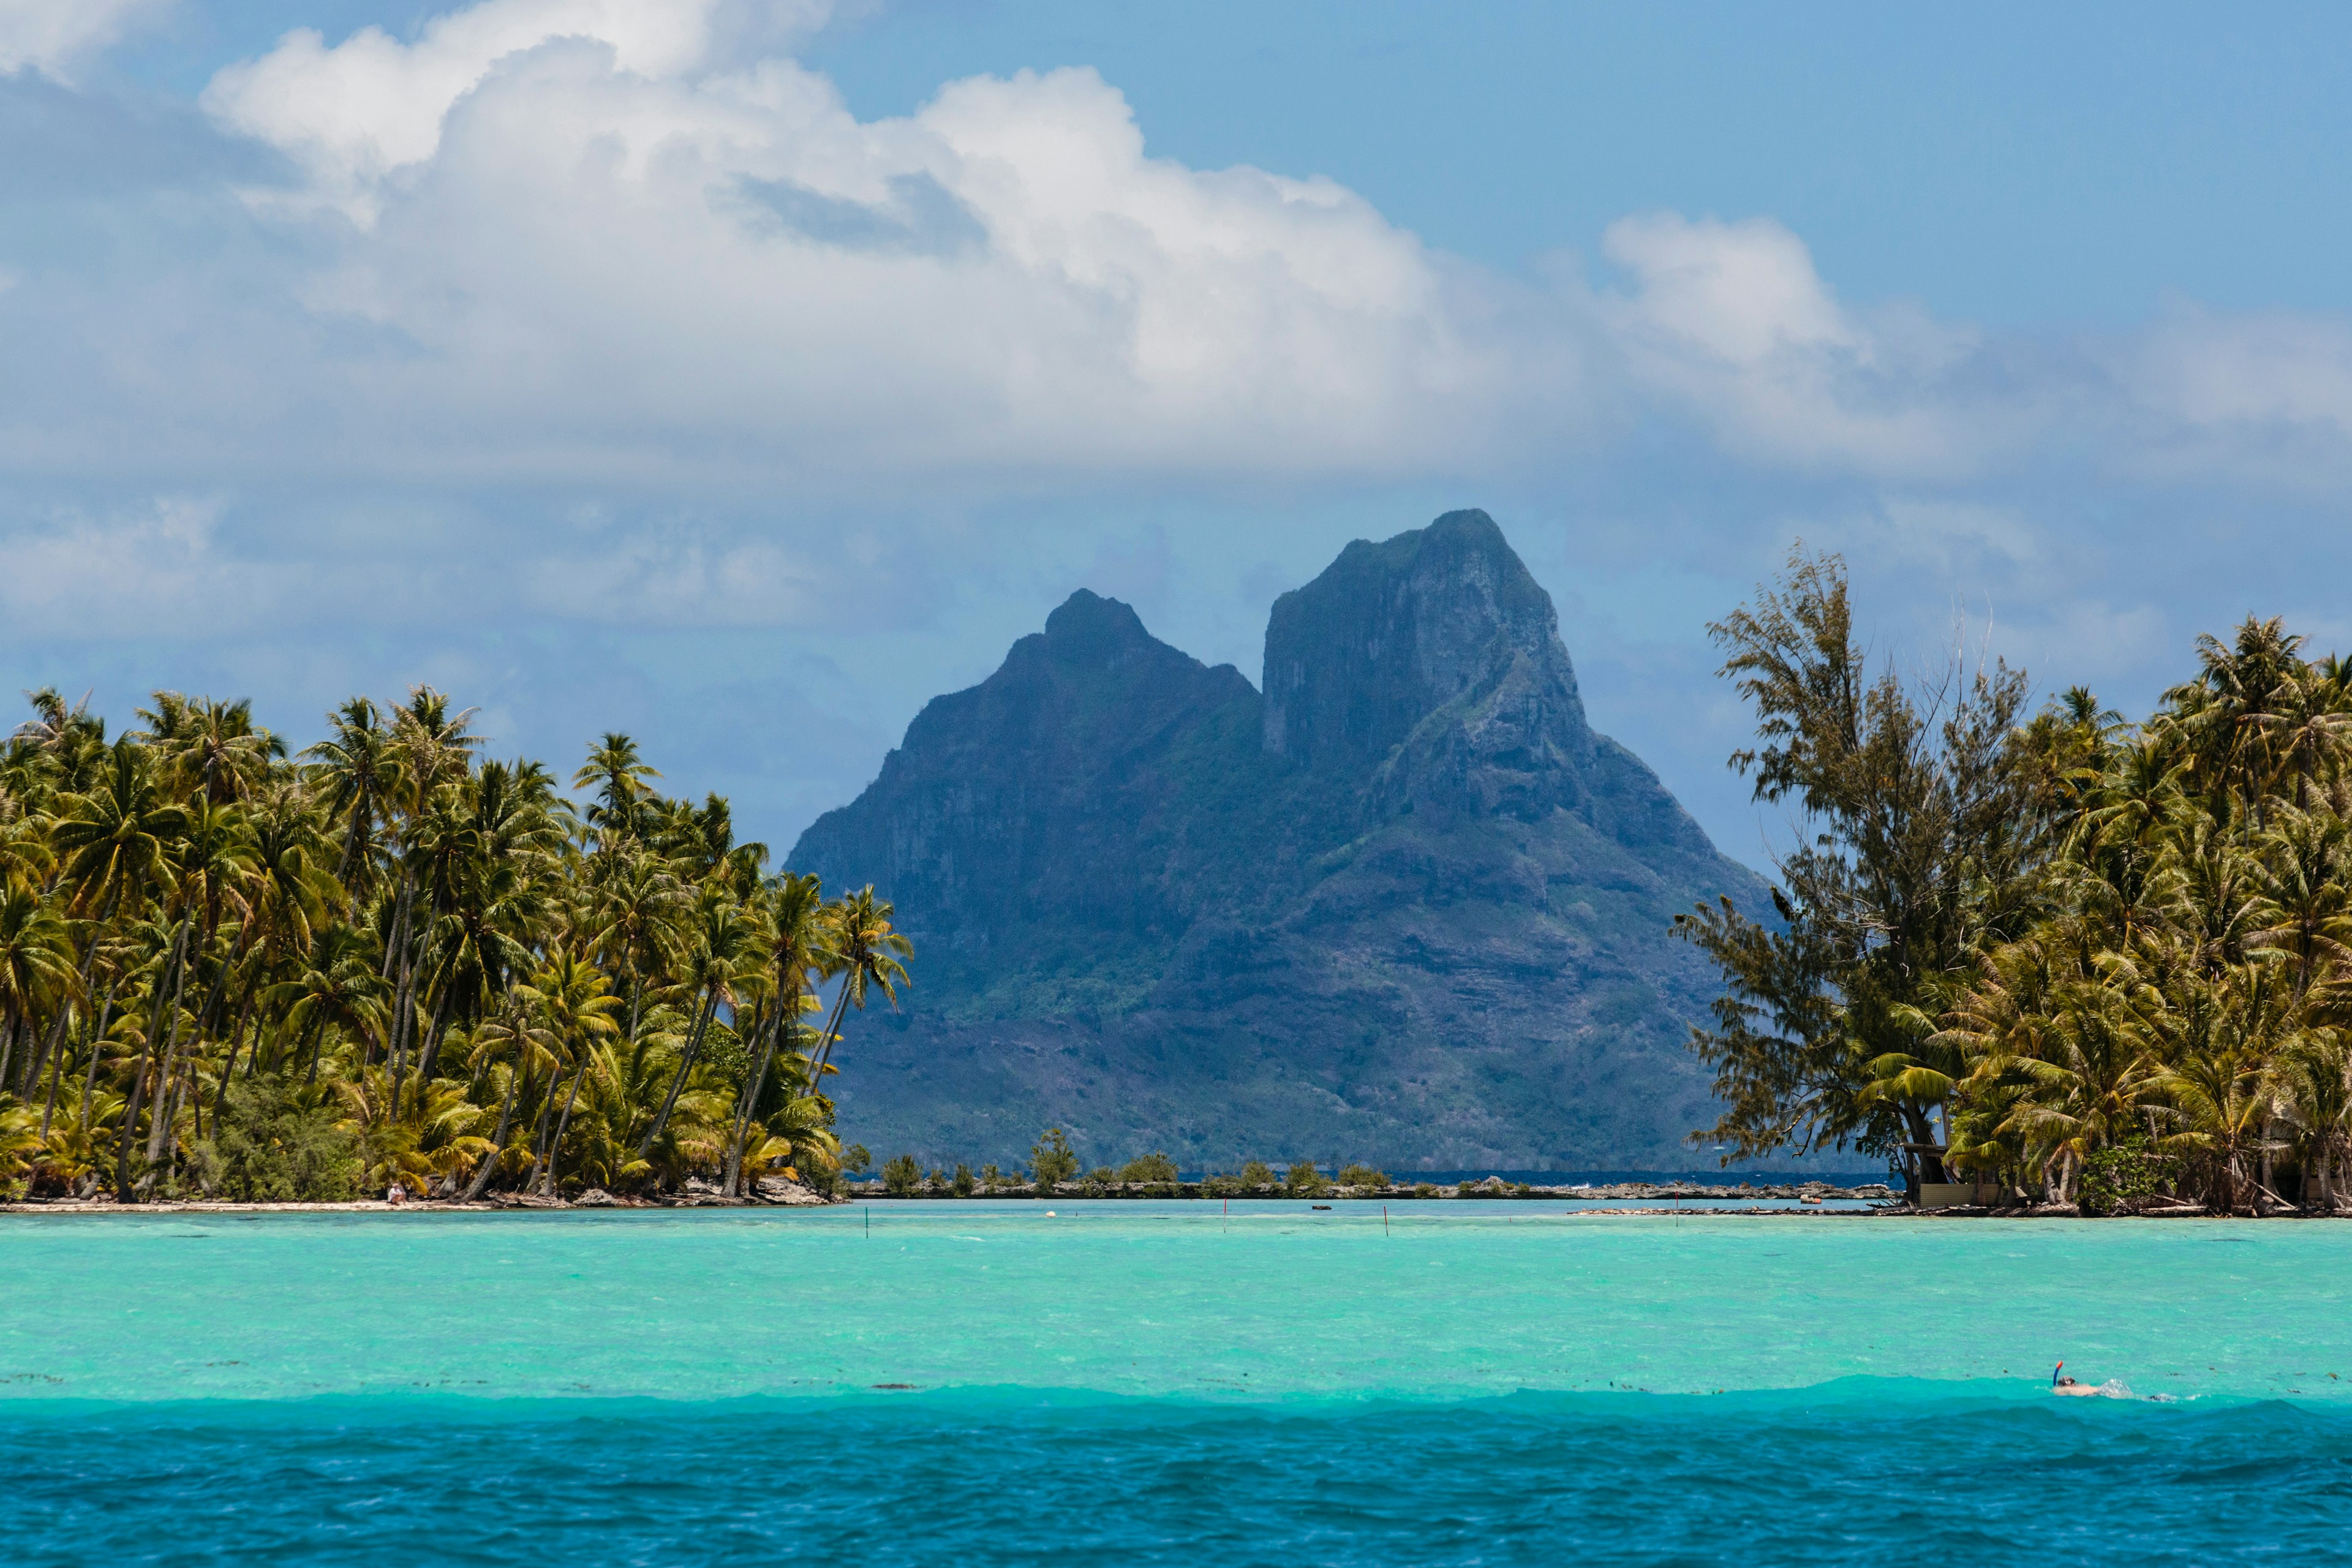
2051;1360;2097;1395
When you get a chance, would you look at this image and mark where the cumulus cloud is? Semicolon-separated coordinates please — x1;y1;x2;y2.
168;0;1585;489
0;0;167;82
1600;213;2006;476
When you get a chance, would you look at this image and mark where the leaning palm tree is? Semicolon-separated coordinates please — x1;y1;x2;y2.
805;886;912;1086
725;872;830;1196
636;894;754;1159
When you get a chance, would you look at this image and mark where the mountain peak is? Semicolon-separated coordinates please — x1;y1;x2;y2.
1259;509;1592;811
1042;589;1150;657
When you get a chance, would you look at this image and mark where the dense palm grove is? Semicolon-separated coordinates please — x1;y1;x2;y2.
1684;551;2352;1213
0;689;908;1203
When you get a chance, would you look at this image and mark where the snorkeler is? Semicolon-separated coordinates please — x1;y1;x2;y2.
2051;1361;2097;1395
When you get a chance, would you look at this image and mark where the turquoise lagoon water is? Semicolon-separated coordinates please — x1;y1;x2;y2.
7;1202;2352;1563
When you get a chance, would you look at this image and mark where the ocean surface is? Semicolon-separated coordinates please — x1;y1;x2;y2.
7;1202;2350;1564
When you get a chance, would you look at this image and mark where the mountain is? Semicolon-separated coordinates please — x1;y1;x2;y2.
788;510;1770;1170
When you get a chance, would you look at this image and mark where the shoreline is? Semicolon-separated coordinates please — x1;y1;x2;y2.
3;1177;2332;1217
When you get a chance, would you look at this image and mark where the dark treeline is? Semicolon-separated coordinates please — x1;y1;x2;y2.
1684;549;2352;1213
0;688;908;1203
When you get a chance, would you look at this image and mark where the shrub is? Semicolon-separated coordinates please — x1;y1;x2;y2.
1120;1152;1180;1183
1240;1160;1276;1189
1338;1164;1390;1189
2081;1137;2179;1216
954;1163;975;1197
881;1153;921;1196
981;1163;1002;1188
194;1075;362;1203
1285;1160;1329;1196
1412;1183;1439;1199
1031;1128;1079;1189
1090;1166;1117;1183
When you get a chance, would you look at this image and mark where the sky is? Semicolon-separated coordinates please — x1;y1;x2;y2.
6;0;2352;872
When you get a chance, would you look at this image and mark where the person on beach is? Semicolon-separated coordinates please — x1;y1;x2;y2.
387;1183;407;1207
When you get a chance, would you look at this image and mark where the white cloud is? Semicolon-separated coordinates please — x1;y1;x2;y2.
185;5;1577;488
0;0;167;81
0;497;282;638
202;0;833;221
2117;307;2352;483
1600;213;2003;476
15;0;2352;511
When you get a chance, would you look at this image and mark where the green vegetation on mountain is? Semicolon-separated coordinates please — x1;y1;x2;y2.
0;694;906;1202
1683;548;2352;1212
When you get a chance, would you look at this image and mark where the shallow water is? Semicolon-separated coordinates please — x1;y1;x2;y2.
7;1204;2350;1562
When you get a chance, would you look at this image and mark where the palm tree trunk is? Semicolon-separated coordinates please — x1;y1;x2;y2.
146;940;199;1166
636;989;716;1159
409;984;456;1116
78;999;111;1138
50;974;119;1140
461;1066;522;1202
303;1016;329;1087
727;1001;787;1196
524;1066;561;1194
117;914;190;1200
809;978;856;1084
542;1044;595;1198
213;981;260;1119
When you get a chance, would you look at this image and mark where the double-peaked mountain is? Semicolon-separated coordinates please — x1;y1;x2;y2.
788;510;1768;1169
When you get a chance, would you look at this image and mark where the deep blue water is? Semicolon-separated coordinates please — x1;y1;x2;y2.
11;1384;2350;1566
10;1208;2348;1562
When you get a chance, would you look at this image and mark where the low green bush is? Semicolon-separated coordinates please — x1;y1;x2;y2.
193;1075;362;1203
1120;1152;1179;1183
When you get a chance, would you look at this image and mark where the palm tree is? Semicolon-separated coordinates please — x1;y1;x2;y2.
805;886;911;1086
458;984;557;1200
573;733;660;845
267;927;391;1087
304;698;399;896
0;885;74;1096
50;739;186;918
141;694;284;806
725;872;829;1196
636;894;754;1159
526;949;621;1196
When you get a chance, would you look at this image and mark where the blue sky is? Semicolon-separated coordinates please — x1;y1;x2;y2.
7;1;2352;871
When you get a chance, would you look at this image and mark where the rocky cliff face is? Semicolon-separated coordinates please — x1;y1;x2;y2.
789;510;1768;1170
